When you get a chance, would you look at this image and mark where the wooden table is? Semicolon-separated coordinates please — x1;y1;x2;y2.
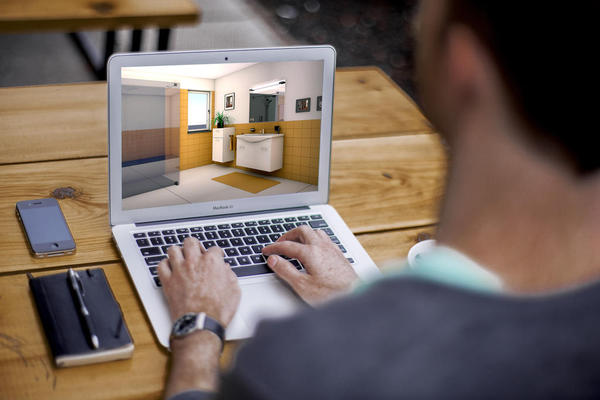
0;0;201;79
0;67;447;399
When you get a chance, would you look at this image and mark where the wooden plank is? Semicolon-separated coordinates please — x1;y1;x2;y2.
0;68;433;165
0;82;107;165
330;134;446;234
357;225;437;265
0;0;199;33
0;263;238;399
333;67;434;140
0;158;118;274
0;133;446;274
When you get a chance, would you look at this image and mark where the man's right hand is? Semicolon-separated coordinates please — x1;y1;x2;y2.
262;226;359;306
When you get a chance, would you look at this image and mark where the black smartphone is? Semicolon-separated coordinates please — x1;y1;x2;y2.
16;198;76;257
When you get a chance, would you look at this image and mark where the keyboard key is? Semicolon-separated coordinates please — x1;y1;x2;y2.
191;232;205;240
232;223;244;228
205;231;218;240
203;241;216;248
177;234;189;243
256;235;270;244
290;259;303;270
225;248;239;257
164;235;177;244
150;237;164;246
283;223;296;231
149;266;158;276
216;239;230;248
204;225;217;231
176;228;189;234
296;222;308;227
309;220;328;229
145;256;165;265
190;227;203;232
310;214;323;220
322;228;334;236
298;216;310;221
269;234;281;242
243;236;257;245
133;232;146;238
162;245;171;254
233;264;273;277
252;244;264;253
338;245;347;253
162;229;175;235
153;276;162;287
239;246;252;255
230;238;243;247
148;231;161;237
244;227;258;236
257;226;272;234
236;256;251;265
330;236;340;244
271;225;284;233
140;247;161;256
232;229;245;237
284;217;297;222
258;220;271;225
218;230;232;238
224;257;238;267
244;221;258;226
136;238;150;247
218;224;231;229
251;254;265;264
270;218;284;224
347;258;355;264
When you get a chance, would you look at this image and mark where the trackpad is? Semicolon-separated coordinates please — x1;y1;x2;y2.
239;280;304;334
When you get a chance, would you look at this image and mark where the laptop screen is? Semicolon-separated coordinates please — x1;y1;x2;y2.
120;60;324;211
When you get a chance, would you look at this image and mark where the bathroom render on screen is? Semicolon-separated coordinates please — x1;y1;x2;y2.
120;60;324;211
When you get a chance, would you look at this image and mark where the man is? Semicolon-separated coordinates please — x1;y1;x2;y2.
159;1;600;398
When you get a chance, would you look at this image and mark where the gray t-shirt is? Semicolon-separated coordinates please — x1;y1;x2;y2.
172;276;600;399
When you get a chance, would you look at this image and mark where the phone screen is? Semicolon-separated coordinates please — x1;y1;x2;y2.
17;199;75;255
20;205;72;244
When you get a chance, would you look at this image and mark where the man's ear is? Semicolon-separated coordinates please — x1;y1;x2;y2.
444;24;484;111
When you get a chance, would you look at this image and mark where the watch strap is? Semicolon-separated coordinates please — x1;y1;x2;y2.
171;312;225;350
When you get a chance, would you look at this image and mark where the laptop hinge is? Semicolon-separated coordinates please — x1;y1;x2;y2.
134;206;311;227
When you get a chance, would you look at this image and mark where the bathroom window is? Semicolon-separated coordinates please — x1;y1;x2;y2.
188;91;211;132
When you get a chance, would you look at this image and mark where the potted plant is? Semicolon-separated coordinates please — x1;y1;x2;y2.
214;111;230;128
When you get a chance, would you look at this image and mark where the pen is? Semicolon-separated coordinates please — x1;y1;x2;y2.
68;268;100;349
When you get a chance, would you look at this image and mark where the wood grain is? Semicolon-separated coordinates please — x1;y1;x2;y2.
357;225;437;265
0;82;107;165
0;133;445;274
0;158;119;274
330;134;446;234
0;0;199;33
0;263;239;399
333;67;434;140
0;68;434;165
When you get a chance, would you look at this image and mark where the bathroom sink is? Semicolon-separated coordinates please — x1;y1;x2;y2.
236;134;284;171
238;133;284;143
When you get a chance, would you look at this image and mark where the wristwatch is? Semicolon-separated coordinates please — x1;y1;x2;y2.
170;312;225;349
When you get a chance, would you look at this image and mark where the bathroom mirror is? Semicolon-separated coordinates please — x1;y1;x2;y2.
249;79;285;122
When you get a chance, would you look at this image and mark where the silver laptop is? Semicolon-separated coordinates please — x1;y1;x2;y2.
108;46;380;348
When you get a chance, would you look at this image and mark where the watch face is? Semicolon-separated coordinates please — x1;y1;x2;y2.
174;314;198;336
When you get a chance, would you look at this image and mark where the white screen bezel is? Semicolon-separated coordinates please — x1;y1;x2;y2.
108;46;335;226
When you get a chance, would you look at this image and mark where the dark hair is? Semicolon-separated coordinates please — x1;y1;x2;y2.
445;1;599;174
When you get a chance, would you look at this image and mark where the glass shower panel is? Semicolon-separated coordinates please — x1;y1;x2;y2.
121;83;180;202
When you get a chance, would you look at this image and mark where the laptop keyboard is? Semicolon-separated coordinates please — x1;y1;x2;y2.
132;214;355;288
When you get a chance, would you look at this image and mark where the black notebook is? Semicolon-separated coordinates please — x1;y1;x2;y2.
29;268;134;367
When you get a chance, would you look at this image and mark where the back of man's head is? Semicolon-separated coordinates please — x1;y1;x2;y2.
443;1;599;174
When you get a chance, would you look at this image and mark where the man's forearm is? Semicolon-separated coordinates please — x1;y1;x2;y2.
165;331;222;399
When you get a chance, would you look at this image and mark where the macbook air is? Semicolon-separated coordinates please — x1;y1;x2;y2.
108;46;381;348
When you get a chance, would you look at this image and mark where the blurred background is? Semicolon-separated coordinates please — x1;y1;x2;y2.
0;0;418;98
